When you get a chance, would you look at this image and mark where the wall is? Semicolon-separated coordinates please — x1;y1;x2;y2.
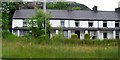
50;20;116;28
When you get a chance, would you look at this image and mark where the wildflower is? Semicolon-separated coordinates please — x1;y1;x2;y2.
23;46;25;48
29;42;32;46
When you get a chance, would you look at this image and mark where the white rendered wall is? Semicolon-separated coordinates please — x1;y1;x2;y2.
65;20;69;27
93;21;98;28
12;19;23;28
98;21;103;28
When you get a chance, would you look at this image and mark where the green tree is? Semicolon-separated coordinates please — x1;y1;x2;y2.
27;7;51;37
47;2;69;10
2;2;25;30
72;7;80;10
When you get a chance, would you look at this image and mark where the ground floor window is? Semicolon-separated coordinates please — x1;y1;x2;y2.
116;31;119;39
20;30;27;36
63;30;68;38
13;30;18;35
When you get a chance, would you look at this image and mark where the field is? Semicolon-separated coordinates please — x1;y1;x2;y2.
2;39;118;58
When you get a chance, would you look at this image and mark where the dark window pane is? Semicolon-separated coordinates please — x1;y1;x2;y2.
115;23;119;27
88;22;93;27
60;21;65;27
75;22;79;27
103;33;107;38
103;23;107;27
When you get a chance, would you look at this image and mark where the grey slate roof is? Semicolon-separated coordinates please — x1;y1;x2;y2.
13;9;120;21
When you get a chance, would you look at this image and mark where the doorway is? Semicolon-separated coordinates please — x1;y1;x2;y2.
75;30;80;38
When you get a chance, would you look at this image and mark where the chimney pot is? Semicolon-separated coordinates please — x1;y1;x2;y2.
92;6;97;12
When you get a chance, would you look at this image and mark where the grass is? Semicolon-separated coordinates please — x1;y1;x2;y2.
2;31;119;58
2;39;118;58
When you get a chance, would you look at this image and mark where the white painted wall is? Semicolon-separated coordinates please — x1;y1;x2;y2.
65;20;69;27
12;19;23;28
98;21;103;28
49;20;116;28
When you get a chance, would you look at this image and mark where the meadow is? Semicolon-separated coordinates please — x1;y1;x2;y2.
2;31;119;58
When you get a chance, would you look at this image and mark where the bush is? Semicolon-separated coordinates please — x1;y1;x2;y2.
71;34;78;39
84;33;90;39
2;30;12;38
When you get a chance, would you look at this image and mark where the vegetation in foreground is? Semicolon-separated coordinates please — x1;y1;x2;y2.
2;31;119;58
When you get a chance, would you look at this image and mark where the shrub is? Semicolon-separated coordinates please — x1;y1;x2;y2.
84;33;90;39
71;34;78;39
2;30;12;38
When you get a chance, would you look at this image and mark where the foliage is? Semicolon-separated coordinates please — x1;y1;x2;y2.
2;2;16;30
71;34;78;39
84;33;90;39
72;7;80;10
27;7;51;38
47;2;69;9
47;2;90;10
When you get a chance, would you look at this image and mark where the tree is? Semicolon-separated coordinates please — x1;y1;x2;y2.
2;2;25;30
27;7;51;37
72;7;80;10
47;2;69;10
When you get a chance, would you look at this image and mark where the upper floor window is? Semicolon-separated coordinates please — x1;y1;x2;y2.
115;21;119;27
23;20;27;27
75;21;79;27
60;20;65;27
103;21;107;27
88;21;93;27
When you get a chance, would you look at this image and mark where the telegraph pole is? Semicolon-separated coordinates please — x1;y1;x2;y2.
44;0;46;35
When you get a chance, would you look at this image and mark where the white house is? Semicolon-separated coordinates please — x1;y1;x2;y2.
12;6;120;39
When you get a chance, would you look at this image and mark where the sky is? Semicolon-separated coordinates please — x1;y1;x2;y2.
23;0;120;11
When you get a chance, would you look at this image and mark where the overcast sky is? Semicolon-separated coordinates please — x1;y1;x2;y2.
23;0;120;11
67;0;120;11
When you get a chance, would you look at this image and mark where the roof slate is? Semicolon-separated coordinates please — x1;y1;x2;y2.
13;9;120;21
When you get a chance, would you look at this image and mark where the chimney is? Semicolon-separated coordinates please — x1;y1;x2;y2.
16;3;20;10
115;1;120;13
92;6;97;12
115;8;120;13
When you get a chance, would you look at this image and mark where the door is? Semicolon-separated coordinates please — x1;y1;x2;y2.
103;32;107;39
75;30;80;38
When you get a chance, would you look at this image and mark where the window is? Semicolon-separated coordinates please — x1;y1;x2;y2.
116;31;119;39
88;21;93;27
103;32;107;38
23;20;27;27
115;21;119;27
75;21;79;27
103;21;107;27
60;20;65;27
63;31;68;38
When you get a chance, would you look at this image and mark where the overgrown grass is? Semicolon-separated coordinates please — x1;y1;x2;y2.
2;31;119;58
2;40;118;58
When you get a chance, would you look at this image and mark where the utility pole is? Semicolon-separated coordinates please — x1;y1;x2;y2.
44;0;47;35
